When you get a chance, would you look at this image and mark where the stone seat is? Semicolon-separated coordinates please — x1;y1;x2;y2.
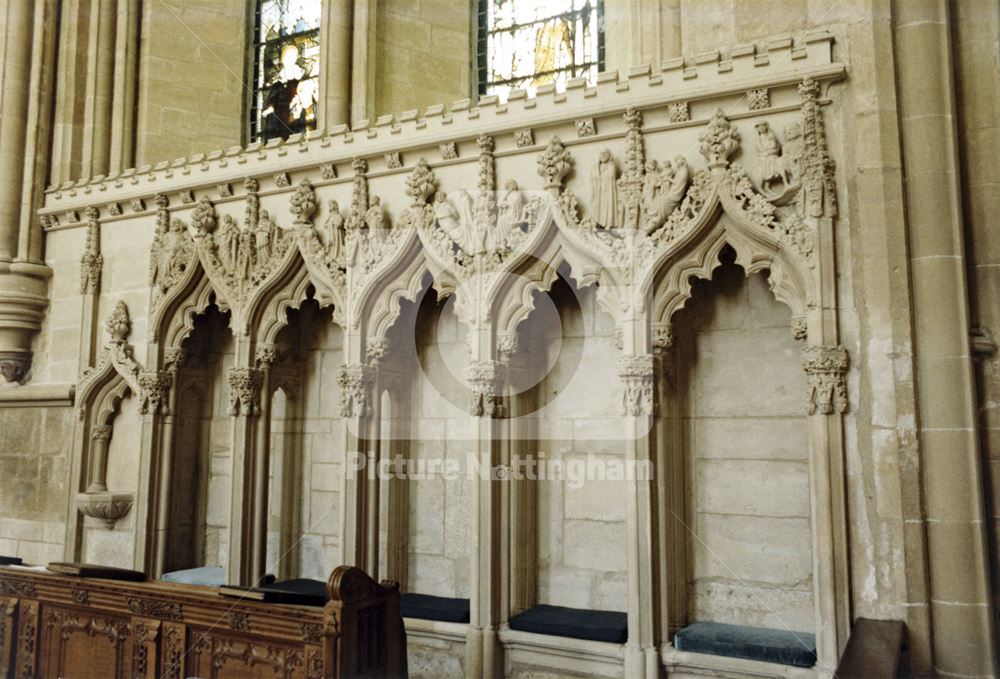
400;593;470;623
508;604;628;644
674;620;816;668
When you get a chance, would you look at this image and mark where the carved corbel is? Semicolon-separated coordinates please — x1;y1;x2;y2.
80;206;103;294
338;364;373;417
255;343;282;367
466;360;503;418
652;323;674;353
802;345;848;414
618;354;655;416
366;338;388;367
137;370;173;415
227;367;264;416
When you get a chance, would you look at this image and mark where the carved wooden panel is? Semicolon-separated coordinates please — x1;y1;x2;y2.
0;597;17;678
186;628;307;679
37;606;132;679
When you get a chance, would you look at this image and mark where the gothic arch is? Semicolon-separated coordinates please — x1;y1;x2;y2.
648;209;810;333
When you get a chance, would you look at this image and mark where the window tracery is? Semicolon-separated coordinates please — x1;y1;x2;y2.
250;0;321;142
477;0;604;101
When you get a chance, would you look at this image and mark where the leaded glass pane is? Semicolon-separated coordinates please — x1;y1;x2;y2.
478;0;603;101
251;0;322;142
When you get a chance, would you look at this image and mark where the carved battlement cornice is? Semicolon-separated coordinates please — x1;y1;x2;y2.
40;32;841;225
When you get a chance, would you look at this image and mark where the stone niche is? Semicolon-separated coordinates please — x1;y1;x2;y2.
670;255;813;633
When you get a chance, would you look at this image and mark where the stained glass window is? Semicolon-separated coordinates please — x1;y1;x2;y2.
477;0;604;101
250;0;321;142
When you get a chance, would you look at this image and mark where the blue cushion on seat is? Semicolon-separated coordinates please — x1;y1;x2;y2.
400;593;470;623
161;566;225;587
674;621;816;668
508;604;627;644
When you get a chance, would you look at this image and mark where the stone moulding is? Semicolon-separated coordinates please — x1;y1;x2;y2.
38;32;840;218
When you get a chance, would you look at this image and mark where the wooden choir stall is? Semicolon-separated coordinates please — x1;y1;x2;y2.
0;563;405;678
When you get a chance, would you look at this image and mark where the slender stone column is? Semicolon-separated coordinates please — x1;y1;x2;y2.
350;0;378;126
319;0;352;130
226;364;264;586
338;360;373;568
893;1;998;675
953;1;1000;649
0;0;55;383
86;425;113;492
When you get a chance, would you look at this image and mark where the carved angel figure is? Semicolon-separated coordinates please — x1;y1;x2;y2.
591;149;620;228
150;219;189;292
324;200;346;263
255;214;271;262
641;160;661;205
662;156;689;213
755;122;787;191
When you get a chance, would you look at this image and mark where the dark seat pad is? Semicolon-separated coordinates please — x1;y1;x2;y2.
674;621;816;668
508;604;627;644
256;578;327;606
400;593;470;623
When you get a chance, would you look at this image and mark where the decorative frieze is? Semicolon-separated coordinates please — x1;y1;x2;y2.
618;354;655;416
126;596;183;621
514;129;533;147
227;368;264;416
802;345;849;414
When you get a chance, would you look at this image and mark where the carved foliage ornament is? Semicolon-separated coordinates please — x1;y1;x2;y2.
618;355;655;416
802;345;848;415
466;360;502;418
338;364;372;417
228;368;264;416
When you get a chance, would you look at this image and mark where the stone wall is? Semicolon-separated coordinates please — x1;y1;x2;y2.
674;264;813;632
404;291;475;599
135;0;247;166
527;280;628;612
0;405;72;564
374;0;473;116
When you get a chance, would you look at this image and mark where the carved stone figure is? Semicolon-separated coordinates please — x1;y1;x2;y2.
324;200;346;262
434;192;466;253
365;196;387;241
218;214;239;269
591;149;620;228
255;214;271;262
641;160;661;205
782;122;803;184
497;179;523;248
755;121;787;192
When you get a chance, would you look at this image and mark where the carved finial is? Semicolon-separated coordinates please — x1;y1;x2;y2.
244;177;260;193
154;193;169;209
698;108;740;168
537;136;573;191
405;158;437;206
290;178;318;224
798;77;837;218
105;300;131;344
191;195;217;235
80;207;103;294
352;157;368;175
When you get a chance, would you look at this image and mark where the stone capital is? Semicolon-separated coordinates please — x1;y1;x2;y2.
227;367;264;416
802;345;849;415
617;354;656;416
